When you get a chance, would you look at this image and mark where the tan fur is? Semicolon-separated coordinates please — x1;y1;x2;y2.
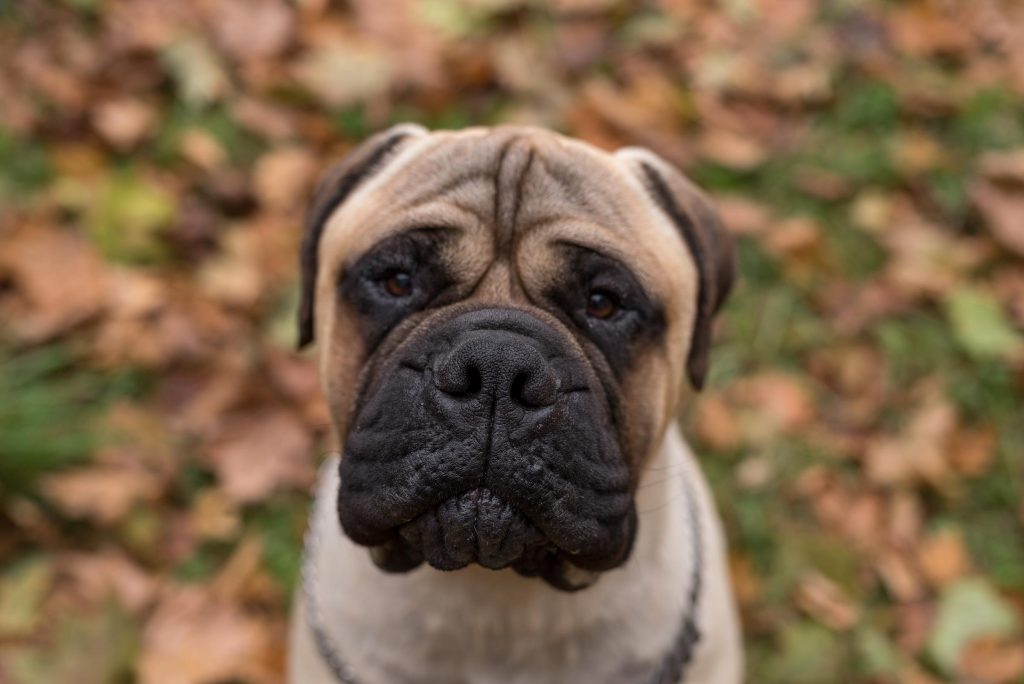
291;125;742;683
316;127;695;460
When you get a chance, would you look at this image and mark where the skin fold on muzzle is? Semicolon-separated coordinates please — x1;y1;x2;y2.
338;307;636;591
297;124;735;594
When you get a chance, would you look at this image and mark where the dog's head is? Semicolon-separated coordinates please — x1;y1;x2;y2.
298;125;733;590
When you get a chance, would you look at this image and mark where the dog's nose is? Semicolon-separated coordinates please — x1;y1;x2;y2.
433;331;559;408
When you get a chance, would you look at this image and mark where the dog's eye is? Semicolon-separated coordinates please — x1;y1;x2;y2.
383;271;415;298
586;290;619;320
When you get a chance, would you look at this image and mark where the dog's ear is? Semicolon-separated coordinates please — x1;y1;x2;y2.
615;148;736;390
298;124;428;349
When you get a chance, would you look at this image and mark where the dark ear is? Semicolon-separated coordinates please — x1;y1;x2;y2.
616;148;736;390
298;124;428;349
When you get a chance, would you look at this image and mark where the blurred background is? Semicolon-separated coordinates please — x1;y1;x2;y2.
1;0;1022;682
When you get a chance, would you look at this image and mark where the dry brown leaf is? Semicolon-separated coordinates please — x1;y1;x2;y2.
61;549;157;614
230;97;298;141
137;586;281;684
865;396;957;488
697;128;767;171
92;98;157;150
294;42;394;108
41;466;163;526
190;488;242;541
715;196;771;236
253;147;318;212
843;493;885;550
795;572;860;630
206;409;315;503
875;549;926;603
971;179;1024;258
693;392;742;451
735;456;774;490
732;372;816;436
896;601;937;655
180;129;228;172
876;548;925;602
0;226;109;342
959;636;1024;683
949;424;997;476
888;491;924;549
208;0;295;62
198;228;265;310
978;148;1024;184
917;528;971;589
763;217;821;256
893;129;948;175
729;553;762;606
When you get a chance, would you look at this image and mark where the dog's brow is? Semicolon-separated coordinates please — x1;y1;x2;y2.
553;239;630;268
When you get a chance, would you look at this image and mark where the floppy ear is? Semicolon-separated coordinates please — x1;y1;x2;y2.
615;148;736;390
298;124;428;349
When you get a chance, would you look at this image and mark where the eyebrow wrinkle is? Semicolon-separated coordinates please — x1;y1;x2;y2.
535;153;631;229
492;137;517;251
402;168;493;210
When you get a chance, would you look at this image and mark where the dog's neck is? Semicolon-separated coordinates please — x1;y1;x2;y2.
304;424;700;684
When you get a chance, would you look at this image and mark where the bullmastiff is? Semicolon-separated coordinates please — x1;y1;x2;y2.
288;125;743;683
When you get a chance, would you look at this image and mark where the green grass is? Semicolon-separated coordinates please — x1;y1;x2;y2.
0;346;146;494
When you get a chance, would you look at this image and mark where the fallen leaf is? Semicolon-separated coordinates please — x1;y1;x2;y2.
137;586;280;684
732;372;816;437
0;225;109;342
41;466;163;525
294;42;394;108
959;636;1024;683
197;227;265;310
190;488;242;541
206;409;315;503
61;550;157;614
693;392;742;450
949;424;997;476
253;147;318;211
978;148;1024;185
0;556;53;637
796;571;861;630
972;178;1024;258
179;129;228;172
87;173;176;265
91;98;157;151
697;128;768;170
715;196;771;236
865;396;957;488
0;601;138;684
928;578;1021;676
875;549;926;603
209;0;295;62
160;36;229;108
944;286;1024;360
917;528;971;588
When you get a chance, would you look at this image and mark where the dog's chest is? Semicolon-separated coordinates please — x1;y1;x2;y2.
299;452;699;684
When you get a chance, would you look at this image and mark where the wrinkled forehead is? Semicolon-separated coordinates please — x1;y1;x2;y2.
337;128;685;281
317;127;694;304
385;128;638;237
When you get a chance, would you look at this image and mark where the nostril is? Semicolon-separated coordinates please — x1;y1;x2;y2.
465;366;482;395
510;369;558;408
510;372;528;404
435;355;484;398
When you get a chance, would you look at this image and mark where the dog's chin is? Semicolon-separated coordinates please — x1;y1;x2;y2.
362;488;625;592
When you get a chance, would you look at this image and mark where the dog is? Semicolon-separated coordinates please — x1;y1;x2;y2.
287;124;742;683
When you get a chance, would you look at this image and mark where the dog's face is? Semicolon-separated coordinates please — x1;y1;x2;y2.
298;125;733;590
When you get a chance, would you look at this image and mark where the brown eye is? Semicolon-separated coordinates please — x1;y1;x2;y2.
586;290;618;319
384;271;414;297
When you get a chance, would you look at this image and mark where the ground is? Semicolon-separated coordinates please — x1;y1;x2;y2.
0;1;1023;683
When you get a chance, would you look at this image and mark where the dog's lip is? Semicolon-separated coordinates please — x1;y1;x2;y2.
395;486;550;571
